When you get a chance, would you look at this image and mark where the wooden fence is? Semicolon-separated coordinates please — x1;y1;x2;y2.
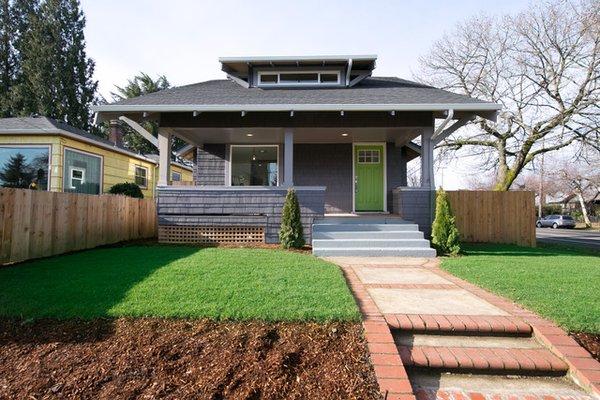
0;188;157;264
446;190;536;247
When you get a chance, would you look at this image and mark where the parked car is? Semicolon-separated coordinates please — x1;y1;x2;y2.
536;215;576;229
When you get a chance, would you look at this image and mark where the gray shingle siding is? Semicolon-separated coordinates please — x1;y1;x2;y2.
194;144;227;185
392;188;434;237
294;144;353;213
386;144;407;211
157;187;325;243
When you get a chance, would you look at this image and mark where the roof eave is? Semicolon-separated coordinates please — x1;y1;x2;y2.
92;103;502;113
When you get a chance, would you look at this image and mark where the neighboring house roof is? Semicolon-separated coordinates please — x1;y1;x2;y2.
0;116;192;171
92;77;500;113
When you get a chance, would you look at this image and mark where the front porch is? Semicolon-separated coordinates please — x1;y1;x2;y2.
149;112;476;246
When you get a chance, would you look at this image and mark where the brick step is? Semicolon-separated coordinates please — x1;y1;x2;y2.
385;314;532;336
398;345;569;375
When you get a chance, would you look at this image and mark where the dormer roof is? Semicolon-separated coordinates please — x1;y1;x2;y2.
220;55;377;88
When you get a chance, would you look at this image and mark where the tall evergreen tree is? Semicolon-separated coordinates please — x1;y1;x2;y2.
0;0;17;117
18;0;96;130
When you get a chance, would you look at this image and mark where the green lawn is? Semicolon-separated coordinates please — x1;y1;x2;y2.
0;246;359;321
442;243;600;333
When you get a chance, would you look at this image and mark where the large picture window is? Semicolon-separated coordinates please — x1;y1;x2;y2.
63;148;102;194
0;145;50;190
230;145;278;186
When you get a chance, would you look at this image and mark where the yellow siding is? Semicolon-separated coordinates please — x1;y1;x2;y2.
170;164;194;182
0;134;194;198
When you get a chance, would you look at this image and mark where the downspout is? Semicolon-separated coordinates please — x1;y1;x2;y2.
345;58;353;87
432;109;454;141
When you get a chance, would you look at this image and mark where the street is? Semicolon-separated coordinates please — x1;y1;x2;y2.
536;228;600;250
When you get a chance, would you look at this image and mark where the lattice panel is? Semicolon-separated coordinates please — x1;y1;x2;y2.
159;225;265;244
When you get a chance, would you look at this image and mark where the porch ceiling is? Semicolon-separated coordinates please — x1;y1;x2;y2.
170;126;422;146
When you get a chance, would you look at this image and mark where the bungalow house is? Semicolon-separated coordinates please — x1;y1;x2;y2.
93;55;500;255
0;116;193;199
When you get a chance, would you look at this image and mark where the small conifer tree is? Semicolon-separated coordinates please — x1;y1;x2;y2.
279;189;305;249
431;188;461;256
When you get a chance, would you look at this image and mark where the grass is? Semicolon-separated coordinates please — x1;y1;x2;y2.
441;243;600;333
0;246;359;322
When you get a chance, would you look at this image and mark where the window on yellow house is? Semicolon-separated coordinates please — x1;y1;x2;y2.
135;166;148;188
172;171;181;181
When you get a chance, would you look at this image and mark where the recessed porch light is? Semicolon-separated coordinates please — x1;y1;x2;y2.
246;133;253;137
341;133;349;137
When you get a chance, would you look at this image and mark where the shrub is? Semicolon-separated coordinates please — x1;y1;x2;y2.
108;182;144;199
279;188;305;249
431;188;461;256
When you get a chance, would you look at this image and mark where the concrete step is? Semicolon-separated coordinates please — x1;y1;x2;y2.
408;371;593;400
312;247;437;257
398;344;569;375
315;216;412;224
385;314;533;336
312;238;431;249
312;223;420;232
312;230;424;240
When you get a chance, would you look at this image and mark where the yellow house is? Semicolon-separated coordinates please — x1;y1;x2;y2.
0;117;193;198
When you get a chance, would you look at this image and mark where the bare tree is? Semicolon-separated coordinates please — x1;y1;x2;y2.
418;0;600;190
552;162;600;226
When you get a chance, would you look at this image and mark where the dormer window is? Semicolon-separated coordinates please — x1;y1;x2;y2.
219;55;377;88
257;70;341;87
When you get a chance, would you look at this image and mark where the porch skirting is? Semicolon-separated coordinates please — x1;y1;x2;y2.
157;186;326;244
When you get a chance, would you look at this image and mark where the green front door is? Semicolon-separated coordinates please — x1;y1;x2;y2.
354;144;385;212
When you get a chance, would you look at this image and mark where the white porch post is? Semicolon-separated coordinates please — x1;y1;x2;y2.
283;129;294;187
158;128;172;186
421;126;435;189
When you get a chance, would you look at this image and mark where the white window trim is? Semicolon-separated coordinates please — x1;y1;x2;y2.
134;165;149;189
63;147;103;194
257;70;341;87
0;144;52;191
69;167;86;189
228;144;280;187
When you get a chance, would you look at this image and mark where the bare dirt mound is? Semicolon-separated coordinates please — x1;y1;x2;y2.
0;318;381;399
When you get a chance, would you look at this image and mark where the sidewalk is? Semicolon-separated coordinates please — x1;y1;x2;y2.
328;257;600;400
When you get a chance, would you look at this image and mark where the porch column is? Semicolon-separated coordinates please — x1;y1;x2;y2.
421;127;435;189
283;129;294;187
158;128;171;186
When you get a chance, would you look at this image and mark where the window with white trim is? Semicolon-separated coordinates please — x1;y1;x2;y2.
358;149;380;164
63;148;101;194
135;166;148;188
69;167;85;188
0;145;50;190
257;70;341;87
230;145;278;186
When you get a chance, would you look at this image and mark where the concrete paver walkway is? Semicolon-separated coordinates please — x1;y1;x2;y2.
327;256;600;400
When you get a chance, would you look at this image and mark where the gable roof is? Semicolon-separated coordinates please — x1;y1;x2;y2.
92;77;500;113
0;116;192;170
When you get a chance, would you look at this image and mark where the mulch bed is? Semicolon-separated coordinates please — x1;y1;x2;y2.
0;318;381;400
571;332;600;361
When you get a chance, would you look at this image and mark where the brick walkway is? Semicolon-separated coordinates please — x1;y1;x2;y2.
327;257;600;400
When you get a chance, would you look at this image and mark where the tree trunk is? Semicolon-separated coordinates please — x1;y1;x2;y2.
576;192;591;228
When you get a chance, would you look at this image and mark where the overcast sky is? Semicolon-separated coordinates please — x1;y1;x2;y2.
80;0;530;189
